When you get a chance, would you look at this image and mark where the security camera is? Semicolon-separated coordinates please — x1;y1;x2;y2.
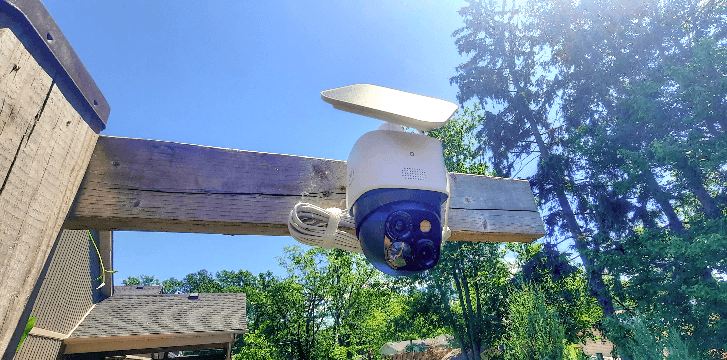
321;84;458;275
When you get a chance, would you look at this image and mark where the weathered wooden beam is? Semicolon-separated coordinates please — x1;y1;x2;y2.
64;136;545;244
0;26;100;356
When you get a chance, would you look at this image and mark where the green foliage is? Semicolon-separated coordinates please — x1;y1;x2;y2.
161;277;185;294
428;107;598;358
233;330;276;360
604;315;700;360
518;243;577;283
399;241;513;358
600;218;727;354
139;239;598;360
272;246;409;360
121;274;160;286
498;284;568;360
152;246;462;360
510;243;602;345
16;316;35;352
451;0;727;356
423;106;518;358
427;104;490;175
121;276;141;286
563;344;590;360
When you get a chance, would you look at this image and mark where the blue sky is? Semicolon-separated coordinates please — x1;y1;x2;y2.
43;0;471;283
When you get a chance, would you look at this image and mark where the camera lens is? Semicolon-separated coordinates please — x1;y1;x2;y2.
385;241;412;269
414;239;437;268
385;211;412;241
351;189;448;276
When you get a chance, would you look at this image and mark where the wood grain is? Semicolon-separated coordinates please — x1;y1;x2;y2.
64;136;545;245
0;28;98;355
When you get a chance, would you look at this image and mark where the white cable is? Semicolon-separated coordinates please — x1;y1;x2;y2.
288;203;363;253
289;176;452;253
442;173;452;244
323;207;342;249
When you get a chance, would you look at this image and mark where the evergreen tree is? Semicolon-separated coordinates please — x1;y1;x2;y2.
451;0;726;355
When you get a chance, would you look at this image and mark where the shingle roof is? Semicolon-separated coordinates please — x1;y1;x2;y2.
381;335;453;354
69;293;246;338
113;285;163;295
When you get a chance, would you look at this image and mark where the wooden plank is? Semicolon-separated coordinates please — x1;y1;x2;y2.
64;136;545;244
0;28;99;355
28;327;67;340
97;231;113;298
64;332;237;354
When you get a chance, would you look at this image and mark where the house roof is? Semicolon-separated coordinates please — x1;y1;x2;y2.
381;335;453;354
69;293;246;338
382;341;410;353
113;285;164;295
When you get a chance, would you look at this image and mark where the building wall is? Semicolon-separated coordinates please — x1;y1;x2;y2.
13;230;110;360
580;331;617;359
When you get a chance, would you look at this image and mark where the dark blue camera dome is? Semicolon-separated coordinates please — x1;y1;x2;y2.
351;188;448;276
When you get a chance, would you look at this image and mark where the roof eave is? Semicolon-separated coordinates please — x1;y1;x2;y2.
63;330;246;354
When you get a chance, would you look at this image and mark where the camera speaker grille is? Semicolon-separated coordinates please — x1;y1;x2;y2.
401;167;426;180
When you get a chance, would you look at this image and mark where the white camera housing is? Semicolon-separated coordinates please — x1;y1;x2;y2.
346;127;449;212
321;84;458;275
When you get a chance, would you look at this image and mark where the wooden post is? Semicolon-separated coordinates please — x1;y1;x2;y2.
0;2;108;354
226;335;233;360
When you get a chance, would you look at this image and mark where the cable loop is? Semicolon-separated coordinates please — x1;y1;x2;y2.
287;203;362;253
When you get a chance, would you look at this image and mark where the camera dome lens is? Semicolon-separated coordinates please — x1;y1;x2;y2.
385;241;412;269
385;211;413;241
414;239;437;268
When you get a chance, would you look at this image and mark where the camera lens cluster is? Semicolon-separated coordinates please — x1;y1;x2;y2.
383;210;438;270
352;188;446;276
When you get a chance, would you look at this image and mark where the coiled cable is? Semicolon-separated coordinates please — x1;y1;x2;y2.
287;202;362;253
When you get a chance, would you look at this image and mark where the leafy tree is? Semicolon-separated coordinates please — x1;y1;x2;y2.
451;0;618;320
180;270;223;293
121;274;160;286
497;284;570;360
275;246;398;360
605;314;700;360
215;246;400;360
427;105;490;176
153;249;411;360
424;101;511;360
234;330;276;360
161;277;184;294
510;243;602;345
427;95;599;359
386;290;448;342
517;243;577;283
552;1;727;355
599;220;727;355
451;0;726;356
398;238;512;360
